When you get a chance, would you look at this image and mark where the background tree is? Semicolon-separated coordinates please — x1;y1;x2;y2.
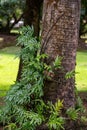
24;0;43;37
0;0;25;34
17;0;43;80
80;0;87;36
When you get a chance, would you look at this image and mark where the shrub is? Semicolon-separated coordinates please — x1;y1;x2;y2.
0;26;87;130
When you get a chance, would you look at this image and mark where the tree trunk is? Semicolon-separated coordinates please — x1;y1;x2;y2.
17;0;43;81
0;18;10;34
41;0;81;109
24;0;43;37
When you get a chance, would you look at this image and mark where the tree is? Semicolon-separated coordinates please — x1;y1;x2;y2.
0;1;85;129
80;0;87;36
17;0;43;81
41;0;81;109
16;0;81;129
24;0;43;37
0;0;25;34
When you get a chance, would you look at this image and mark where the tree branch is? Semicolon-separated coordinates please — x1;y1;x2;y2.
10;13;24;30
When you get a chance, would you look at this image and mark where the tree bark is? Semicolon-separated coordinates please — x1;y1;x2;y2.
24;0;43;37
41;0;81;109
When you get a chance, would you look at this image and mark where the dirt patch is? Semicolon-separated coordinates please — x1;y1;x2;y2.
0;127;3;130
79;92;87;110
78;38;87;50
0;34;17;49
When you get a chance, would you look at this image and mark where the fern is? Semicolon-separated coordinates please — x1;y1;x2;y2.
48;115;65;130
4;123;17;130
0;26;86;130
66;107;79;121
55;99;63;114
65;70;75;79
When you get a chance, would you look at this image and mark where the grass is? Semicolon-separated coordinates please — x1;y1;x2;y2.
76;50;87;91
0;46;87;97
0;46;20;97
10;29;19;34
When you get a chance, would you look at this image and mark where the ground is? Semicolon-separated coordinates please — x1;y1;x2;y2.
0;34;87;129
78;38;87;50
0;34;17;49
79;92;87;109
0;34;17;130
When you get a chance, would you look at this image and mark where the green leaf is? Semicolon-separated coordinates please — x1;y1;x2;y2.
53;56;62;69
55;99;63;114
66;108;79;121
65;70;75;79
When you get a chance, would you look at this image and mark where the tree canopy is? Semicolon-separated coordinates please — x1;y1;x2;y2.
0;0;25;33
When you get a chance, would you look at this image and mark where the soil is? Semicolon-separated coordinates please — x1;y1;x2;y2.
78;38;87;50
0;34;17;49
0;127;3;130
0;34;87;130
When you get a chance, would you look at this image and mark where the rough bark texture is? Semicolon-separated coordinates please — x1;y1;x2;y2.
41;0;81;109
24;0;43;36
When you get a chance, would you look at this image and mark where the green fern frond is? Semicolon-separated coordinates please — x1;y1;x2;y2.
55;99;63;114
66;108;79;121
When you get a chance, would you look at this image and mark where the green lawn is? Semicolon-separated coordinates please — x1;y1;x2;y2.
0;46;20;97
76;50;87;91
0;46;87;97
10;28;19;34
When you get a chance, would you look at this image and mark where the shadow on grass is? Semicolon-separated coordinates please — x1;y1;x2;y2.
0;46;21;56
0;89;9;97
0;84;12;97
